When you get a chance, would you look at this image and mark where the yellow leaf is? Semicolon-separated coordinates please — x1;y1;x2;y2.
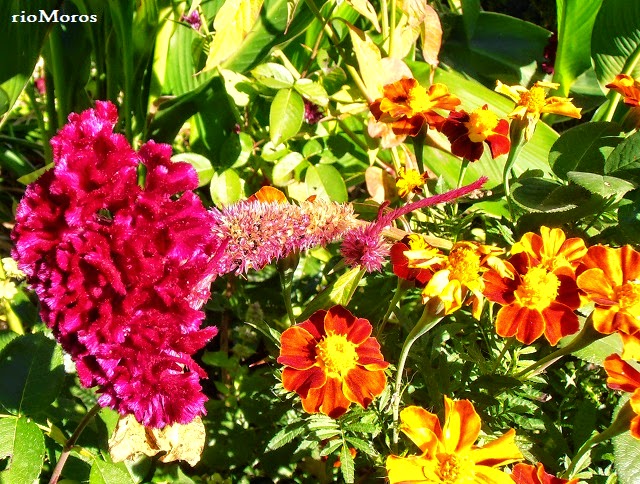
397;0;442;67
347;24;384;100
345;0;381;32
109;415;206;467
203;0;264;71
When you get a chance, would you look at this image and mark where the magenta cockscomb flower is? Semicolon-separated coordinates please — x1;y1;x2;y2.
340;177;488;272
212;193;357;274
181;10;202;31
12;101;222;428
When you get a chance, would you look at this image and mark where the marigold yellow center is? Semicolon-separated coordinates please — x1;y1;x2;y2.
438;454;474;483
519;86;547;115
316;332;358;377
396;169;425;197
407;234;429;251
615;281;640;310
408;85;435;114
515;266;560;309
464;109;499;143
447;246;481;286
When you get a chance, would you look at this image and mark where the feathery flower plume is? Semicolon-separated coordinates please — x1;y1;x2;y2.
12;102;222;428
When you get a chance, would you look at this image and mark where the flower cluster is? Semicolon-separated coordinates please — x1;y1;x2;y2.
604;354;640;440
11;102;223;428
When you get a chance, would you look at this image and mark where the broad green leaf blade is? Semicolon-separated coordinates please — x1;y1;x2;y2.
269;88;304;145
0;416;45;483
171;153;214;187
0;332;64;415
511;178;589;213
554;0;603;96
89;458;135;484
549;122;622;179
273;152;305;186
252;63;295;89
604;130;640;183
305;164;348;202
209;169;244;207
294;79;329;106
570;332;622;366
298;267;365;321
618;189;640;243
613;399;640;484
566;172;636;198
592;0;640;90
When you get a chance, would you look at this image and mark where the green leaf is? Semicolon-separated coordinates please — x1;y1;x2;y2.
305;164;348;202
89;459;135;484
570;333;623;366
244;320;282;347
266;423;307;451
592;0;640;91
618;189;640;243
344;436;378;457
549;122;622;179
568;172;636;198
171;153;214;187
16;163;54;186
511;178;590;213
339;442;355;484
294;79;329;106
269;88;304;145
0;416;45;483
0;330;18;354
0;332;64;415
613;399;640;484
554;0;603;95
460;0;480;40
273;152;305;186
219;132;254;170
604;130;640;182
252;63;295;89
209;169;244;207
298;267;365;321
319;439;342;457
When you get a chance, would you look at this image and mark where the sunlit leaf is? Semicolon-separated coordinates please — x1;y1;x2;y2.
298;267;365;321
347;24;384;100
0;417;45;484
210;169;244;206
345;0;380;32
171;153;214;187
269;88;304;144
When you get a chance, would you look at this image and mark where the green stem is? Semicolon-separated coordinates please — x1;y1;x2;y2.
392;302;443;447
336;119;392;172
389;0;397;56
278;254;300;326
412;126;426;174
25;83;53;165
564;401;636;478
452;158;470;216
45;26;67;128
502;120;527;220
515;314;604;380
381;0;389;41
492;338;514;373
48;404;101;484
377;280;407;337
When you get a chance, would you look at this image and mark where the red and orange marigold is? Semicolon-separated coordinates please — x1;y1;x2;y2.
510;226;587;273
511;462;578;484
604;354;640;440
576;245;640;360
277;305;388;418
606;74;640;108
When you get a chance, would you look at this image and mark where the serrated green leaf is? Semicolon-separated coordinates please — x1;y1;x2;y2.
266;423;307;451
512;178;590;213
344;436;378;457
209;169;244;207
339;442;355;484
0;416;45;484
568;333;623;366
16;163;54;186
273;152;305;186
89;458;135;484
342;421;378;434
294;79;329;106
171;153;214;187
298;268;365;321
567;172;636;198
244;320;282;347
305;164;348;202
549;122;622;179
252;63;295;89
604;130;640;182
319;439;343;456
269;88;304;145
0;333;64;415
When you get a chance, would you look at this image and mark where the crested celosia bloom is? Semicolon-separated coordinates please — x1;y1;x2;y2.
277;305;388;418
604;354;640;439
12;102;222;428
396;167;427;198
606;74;640;108
495;80;581;139
483;251;581;345
407;241;507;319
212;190;357;274
510;226;587;274
576;245;640;360
181;9;202;30
341;177;488;273
386;397;523;483
390;234;442;287
511;462;578;484
370;78;461;136
440;105;510;161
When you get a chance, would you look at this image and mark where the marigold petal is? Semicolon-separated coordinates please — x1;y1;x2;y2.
427;83;461;110
576;268;616;304
621;333;640;361
347;317;373;345
247;186;288;204
541;302;580;346
399;405;443;456
390;115;425;136
443;396;481;454
300;309;326;340
343;366;386;408
495;81;524;103
277;326;318;369
555;274;581;309
604;354;640;392
355;337;389;369
620;245;640;281
486;130;510;158
580;245;624;287
302;375;351;418
591;306;617;335
451;135;484;161
483;268;518;305
510;463;538;484
515;307;546;345
630;414;640;440
386;454;434;483
494;304;524;339
470;428;522;467
473;465;518;484
542;97;582;118
324;305;352;335
281;366;326;397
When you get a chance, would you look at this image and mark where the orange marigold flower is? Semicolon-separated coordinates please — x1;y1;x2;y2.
441;105;510;161
370;77;461;136
484;252;581;345
511;463;578;484
390;234;443;287
576;245;640;360
408;241;507;319
386;396;523;483
606;74;640;108
604;354;640;439
396;167;427;198
510;226;587;274
277;305;389;418
495;80;581;139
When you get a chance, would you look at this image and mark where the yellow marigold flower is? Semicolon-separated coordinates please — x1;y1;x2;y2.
606;74;640;108
386;396;523;483
396;167;427;198
407;241;507;319
495;80;581;139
